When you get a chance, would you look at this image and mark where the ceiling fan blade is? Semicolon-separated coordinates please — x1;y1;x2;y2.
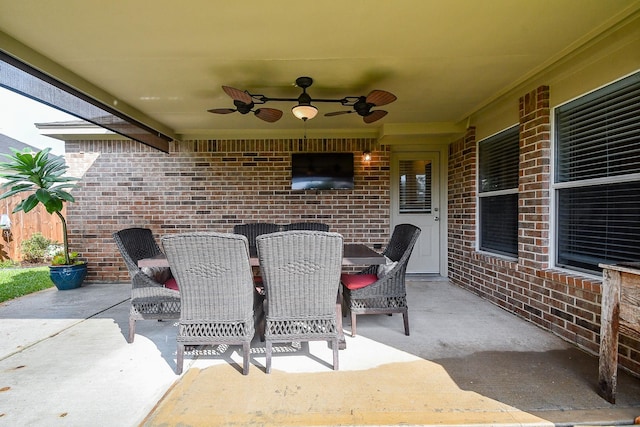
363;110;388;123
366;90;397;107
207;108;237;114
254;108;283;123
222;86;253;104
324;111;354;117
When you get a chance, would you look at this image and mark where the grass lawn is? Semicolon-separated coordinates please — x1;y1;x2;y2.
0;266;54;303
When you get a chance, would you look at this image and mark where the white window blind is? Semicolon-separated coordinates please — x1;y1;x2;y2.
399;160;432;213
478;126;519;257
555;72;640;273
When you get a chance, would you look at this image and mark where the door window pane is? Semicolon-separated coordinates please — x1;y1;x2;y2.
399;160;432;213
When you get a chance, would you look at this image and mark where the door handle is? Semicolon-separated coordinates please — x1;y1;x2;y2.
434;217;439;221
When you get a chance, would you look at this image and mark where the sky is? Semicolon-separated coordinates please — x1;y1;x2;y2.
0;87;75;155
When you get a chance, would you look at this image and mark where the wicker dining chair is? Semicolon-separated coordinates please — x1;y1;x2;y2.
283;222;330;231
233;223;281;248
256;230;343;373
234;222;281;289
162;232;256;375
340;223;421;337
113;228;181;343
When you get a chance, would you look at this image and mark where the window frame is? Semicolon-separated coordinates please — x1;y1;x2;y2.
477;125;520;258
552;70;640;275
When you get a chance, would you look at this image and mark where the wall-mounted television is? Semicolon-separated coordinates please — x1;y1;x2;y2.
291;152;354;190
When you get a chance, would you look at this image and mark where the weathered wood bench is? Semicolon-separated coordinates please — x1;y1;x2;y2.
598;262;640;403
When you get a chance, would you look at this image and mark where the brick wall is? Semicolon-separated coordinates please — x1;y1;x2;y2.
65;137;390;283
448;86;640;376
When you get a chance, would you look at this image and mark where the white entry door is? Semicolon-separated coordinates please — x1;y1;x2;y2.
391;152;441;274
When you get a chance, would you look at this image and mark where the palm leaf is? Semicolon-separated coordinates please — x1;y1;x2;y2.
18;194;40;213
43;198;63;214
0;148;79;265
0;185;35;200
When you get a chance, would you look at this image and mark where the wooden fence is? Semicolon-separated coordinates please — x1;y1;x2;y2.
0;195;64;262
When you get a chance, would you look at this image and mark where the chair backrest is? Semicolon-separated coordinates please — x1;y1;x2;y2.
233;223;281;248
162;232;255;323
283;222;330;232
383;223;422;268
256;230;343;318
113;227;163;278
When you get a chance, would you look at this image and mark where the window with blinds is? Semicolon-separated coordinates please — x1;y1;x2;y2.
555;71;640;273
478;126;519;257
399;160;432;213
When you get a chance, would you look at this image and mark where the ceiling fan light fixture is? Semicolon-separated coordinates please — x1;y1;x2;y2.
291;104;318;121
210;77;396;124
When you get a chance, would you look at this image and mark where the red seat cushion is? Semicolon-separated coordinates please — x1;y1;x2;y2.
340;273;378;290
164;277;179;290
253;276;265;295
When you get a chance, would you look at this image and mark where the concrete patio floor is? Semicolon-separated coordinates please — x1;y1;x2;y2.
1;278;639;426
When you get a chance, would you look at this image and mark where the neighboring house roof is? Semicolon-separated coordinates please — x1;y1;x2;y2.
0;133;40;157
35;119;94;128
35;119;118;141
0;134;62;162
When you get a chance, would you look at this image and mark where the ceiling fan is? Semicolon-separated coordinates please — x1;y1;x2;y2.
207;76;396;123
207;86;284;123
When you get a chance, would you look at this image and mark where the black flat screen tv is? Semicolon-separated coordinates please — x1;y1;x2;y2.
291;152;354;190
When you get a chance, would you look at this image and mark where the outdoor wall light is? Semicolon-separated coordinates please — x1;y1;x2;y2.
363;151;372;162
0;214;10;230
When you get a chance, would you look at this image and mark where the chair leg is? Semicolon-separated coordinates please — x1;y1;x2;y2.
340;288;347;317
265;341;272;374
332;338;339;371
350;312;357;337
335;294;345;346
259;300;267;342
176;344;184;374
128;317;136;343
403;310;410;336
259;313;265;342
242;342;250;375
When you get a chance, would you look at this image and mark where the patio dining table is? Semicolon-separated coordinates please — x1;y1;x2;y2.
137;244;385;268
137;243;385;350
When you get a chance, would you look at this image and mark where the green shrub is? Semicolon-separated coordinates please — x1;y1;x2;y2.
51;251;80;266
20;233;57;264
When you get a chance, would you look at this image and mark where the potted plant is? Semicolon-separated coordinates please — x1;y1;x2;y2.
0;148;87;290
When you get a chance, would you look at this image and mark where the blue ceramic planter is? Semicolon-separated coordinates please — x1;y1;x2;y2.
49;263;88;290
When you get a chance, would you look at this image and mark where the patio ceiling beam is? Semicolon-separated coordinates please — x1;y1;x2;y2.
0;31;175;152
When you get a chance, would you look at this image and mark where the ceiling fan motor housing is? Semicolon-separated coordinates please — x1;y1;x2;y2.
353;96;371;116
296;77;314;106
295;76;313;89
234;99;254;114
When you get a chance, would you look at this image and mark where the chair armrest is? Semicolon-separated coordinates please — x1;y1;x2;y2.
132;270;170;290
359;265;378;275
346;264;407;298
